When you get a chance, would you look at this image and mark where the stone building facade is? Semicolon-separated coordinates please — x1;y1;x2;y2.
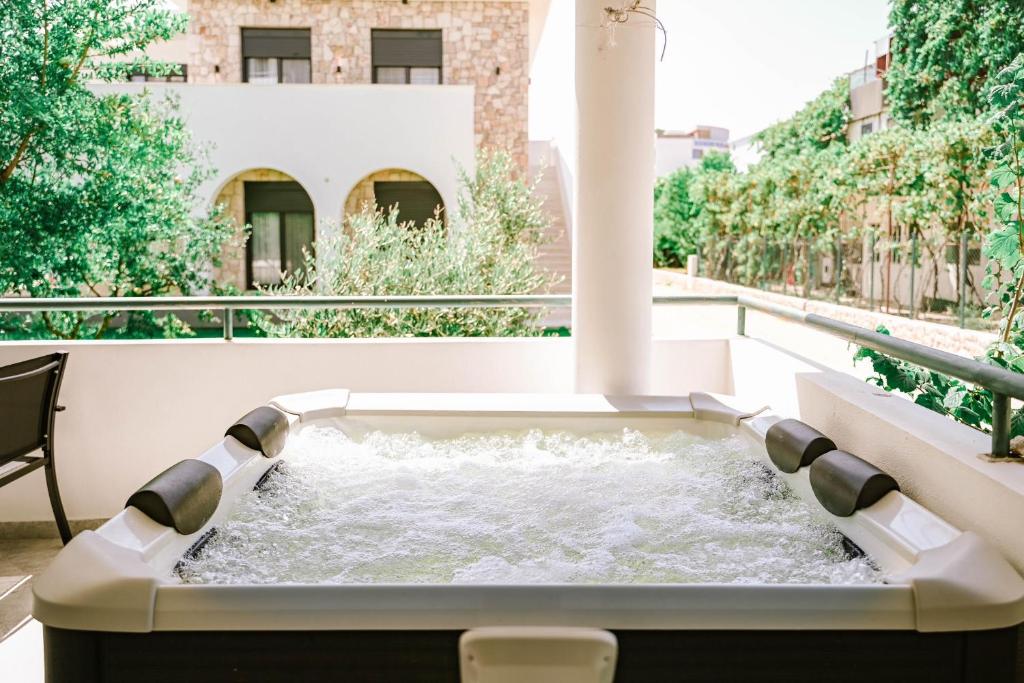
186;0;529;167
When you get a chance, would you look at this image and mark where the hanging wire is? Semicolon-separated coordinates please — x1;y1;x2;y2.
602;2;668;61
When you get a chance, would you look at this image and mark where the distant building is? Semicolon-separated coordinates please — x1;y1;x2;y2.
846;34;893;144
655;126;729;177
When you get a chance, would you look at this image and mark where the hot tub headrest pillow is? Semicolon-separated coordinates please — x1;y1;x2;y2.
765;419;837;473
226;405;289;458
126;459;223;535
809;449;899;517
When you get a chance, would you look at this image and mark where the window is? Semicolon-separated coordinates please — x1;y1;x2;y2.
371;30;442;84
692;149;704;160
242;29;311;84
944;244;982;266
373;181;444;228
129;64;187;83
244;182;314;288
860;122;874;137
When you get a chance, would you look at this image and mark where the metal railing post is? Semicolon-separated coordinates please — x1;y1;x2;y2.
992;393;1011;457
834;237;843;303
869;233;876;311
959;230;968;329
909;230;917;320
223;307;234;341
736;305;747;336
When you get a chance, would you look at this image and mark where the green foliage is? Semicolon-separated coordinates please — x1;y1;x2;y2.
756;79;851;160
0;0;232;338
887;0;1024;126
652;84;850;289
855;326;1003;433
250;151;557;338
853;57;1024;450
652;151;734;267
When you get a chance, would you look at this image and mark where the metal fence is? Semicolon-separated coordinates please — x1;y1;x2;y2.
700;231;986;329
2;293;1022;456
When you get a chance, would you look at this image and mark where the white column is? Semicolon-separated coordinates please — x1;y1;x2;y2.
573;0;655;394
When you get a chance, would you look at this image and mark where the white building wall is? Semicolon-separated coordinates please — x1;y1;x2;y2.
655;136;696;177
528;0;577;227
93;83;476;224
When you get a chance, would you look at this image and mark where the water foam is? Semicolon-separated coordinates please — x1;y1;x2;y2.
176;425;882;586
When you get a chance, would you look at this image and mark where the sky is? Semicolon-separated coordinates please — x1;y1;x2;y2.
656;0;891;140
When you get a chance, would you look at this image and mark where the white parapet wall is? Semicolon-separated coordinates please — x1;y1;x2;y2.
0;338;729;523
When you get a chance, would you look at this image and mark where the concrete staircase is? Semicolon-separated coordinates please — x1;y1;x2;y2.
529;140;572;328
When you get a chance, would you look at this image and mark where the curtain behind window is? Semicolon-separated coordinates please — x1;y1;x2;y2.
251;212;282;285
283;213;314;278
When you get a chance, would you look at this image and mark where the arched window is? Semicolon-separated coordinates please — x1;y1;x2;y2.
344;169;444;228
244;181;314;287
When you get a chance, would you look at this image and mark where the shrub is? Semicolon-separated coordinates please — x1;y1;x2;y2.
250;151;559;338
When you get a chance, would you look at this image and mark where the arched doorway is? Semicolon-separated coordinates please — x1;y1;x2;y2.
213;169;315;290
344;169;445;228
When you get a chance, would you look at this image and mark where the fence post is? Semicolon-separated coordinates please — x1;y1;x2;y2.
869;232;876;311
761;239;768;291
959;230;969;329
992;393;1012;457
223;307;234;341
834;237;843;303
909;230;917;319
736;305;747;337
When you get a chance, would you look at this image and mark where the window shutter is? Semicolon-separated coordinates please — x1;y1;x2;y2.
371;30;442;68
244;182;314;213
373;181;444;228
242;29;311;59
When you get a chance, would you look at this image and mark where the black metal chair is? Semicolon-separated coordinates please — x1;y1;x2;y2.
0;352;72;544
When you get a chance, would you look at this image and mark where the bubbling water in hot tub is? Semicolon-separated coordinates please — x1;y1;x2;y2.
176;425;882;586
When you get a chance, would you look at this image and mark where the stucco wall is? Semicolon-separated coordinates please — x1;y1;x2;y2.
95;83;476;228
186;0;529;167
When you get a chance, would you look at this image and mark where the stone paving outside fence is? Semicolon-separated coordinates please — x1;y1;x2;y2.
657;270;996;359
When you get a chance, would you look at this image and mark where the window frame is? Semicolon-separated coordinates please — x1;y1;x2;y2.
243;181;315;289
241;28;312;84
245;210;315;289
371;29;443;85
128;64;188;83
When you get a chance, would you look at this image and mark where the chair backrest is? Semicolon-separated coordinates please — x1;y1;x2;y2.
0;352;67;466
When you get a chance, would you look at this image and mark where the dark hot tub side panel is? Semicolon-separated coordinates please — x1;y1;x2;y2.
43;625;1021;683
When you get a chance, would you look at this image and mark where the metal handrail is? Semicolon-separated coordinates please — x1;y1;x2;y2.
2;292;1019;455
681;295;1020;457
0;294;573;312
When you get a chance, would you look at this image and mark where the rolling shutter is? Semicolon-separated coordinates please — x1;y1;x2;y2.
244;182;314;213
374;181;444;227
371;30;442;67
242;29;311;59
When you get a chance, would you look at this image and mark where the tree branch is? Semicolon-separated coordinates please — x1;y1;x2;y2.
0;131;37;184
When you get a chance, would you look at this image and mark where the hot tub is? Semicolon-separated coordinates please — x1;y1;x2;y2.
33;391;1024;682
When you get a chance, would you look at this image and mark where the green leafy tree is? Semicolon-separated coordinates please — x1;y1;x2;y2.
887;0;1024;126
855;56;1024;447
652;150;733;267
756;78;851;160
0;0;234;338
251;151;558;338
